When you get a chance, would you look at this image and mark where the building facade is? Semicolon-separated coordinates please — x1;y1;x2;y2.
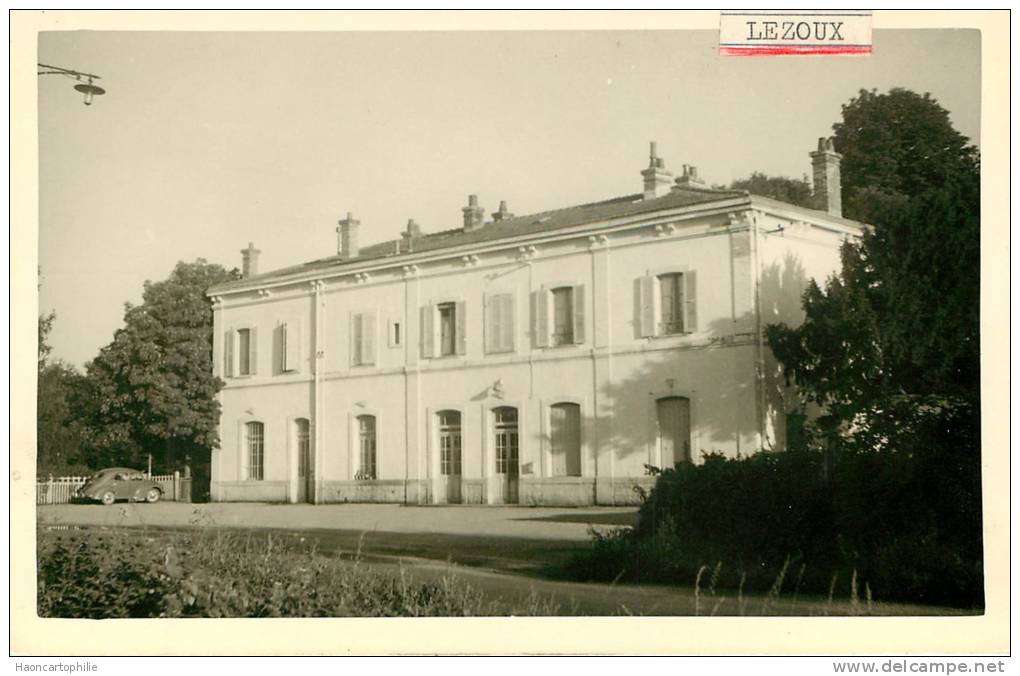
207;140;863;506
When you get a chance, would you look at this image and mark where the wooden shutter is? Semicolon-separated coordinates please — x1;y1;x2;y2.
532;289;549;347
502;293;516;351
224;329;234;377
351;313;362;366
684;271;698;332
572;284;586;345
285;322;302;371
362;311;377;364
420;304;435;359
484;294;497;353
248;326;258;375
639;275;657;337
455;301;467;355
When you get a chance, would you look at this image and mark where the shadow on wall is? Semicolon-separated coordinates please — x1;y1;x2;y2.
566;252;810;464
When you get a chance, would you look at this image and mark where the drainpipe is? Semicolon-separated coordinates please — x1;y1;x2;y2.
311;280;324;502
749;212;767;451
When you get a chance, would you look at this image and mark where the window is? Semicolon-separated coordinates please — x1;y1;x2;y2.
296;418;310;479
637;271;698;338
388;320;402;348
245;421;264;481
281;322;302;373
493;407;519;475
550;402;582;477
238;328;252;375
351;312;377;366
658;273;685;335
357;415;377;480
421;301;466;358
551;287;574;346
438;303;456;356
532;285;585;348
438;410;462;476
657;396;691;467
484;293;515;354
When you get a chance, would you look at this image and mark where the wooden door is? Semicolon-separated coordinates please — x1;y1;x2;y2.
550;403;581;476
494;407;519;504
438;411;462;504
657;397;691;468
296;419;312;503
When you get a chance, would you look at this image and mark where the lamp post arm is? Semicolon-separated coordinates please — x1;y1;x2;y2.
37;63;102;81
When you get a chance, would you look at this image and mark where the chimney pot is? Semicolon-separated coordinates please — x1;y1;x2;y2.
338;212;361;259
493;200;514;222
462;195;485;232
810;136;843;217
641;140;674;199
241;242;261;279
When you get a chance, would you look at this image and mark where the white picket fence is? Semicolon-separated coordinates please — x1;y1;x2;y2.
36;473;179;505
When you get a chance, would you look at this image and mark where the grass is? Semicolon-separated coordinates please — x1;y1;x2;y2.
37;526;561;618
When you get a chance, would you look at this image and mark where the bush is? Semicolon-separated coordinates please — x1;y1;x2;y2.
570;406;983;609
38;528;559;618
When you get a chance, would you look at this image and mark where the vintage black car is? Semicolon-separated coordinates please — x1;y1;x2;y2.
76;468;163;505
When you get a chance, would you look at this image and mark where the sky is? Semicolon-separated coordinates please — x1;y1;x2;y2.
38;28;981;368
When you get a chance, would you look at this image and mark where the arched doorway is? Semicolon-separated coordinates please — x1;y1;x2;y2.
550;402;581;477
493;406;519;504
437;410;462;504
656;396;691;468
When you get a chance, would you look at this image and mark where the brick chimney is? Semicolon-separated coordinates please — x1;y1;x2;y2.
492;200;514;222
674;164;705;189
810;137;843;217
241;242;260;279
641;142;674;199
462;194;485;232
401;218;422;252
337;212;360;259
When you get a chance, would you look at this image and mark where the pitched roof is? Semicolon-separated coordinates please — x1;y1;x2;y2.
211;185;748;293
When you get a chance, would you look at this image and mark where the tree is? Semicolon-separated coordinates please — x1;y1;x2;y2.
38;359;90;476
79;260;240;472
768;87;980;437
38;310;55;368
729;172;813;208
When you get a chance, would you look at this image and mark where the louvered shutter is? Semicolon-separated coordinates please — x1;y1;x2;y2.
502;293;516;351
248;326;258;375
533;289;550;347
684;271;698;332
362;311;377;364
285;322;302;372
420;305;435;358
572;284;586;345
484;294;497;353
639;275;657;337
351;313;362;366
455;301;467;355
224;329;234;377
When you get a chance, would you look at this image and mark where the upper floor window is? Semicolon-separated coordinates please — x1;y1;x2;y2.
438;302;457;356
351;311;377;366
637;271;698;338
551;287;575;346
245;421;264;481
532;285;585;348
484;292;515;354
280;321;302;373
658;273;685;335
421;301;466;359
224;326;258;377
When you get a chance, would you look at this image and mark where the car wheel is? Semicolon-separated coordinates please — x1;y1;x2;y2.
101;491;115;506
145;487;161;504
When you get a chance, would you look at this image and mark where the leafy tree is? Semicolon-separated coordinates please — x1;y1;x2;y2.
729;172;813;208
38;359;90;476
78;260;240;472
38;310;55;368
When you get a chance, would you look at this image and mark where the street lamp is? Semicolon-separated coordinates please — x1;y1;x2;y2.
37;62;105;106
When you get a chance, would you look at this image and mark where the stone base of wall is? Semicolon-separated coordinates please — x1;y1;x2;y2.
595;477;656;505
319;480;429;504
213;481;289;502
519;477;596;506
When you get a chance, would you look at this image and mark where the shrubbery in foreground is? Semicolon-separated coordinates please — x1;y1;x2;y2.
38;528;558;618
569;406;983;609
